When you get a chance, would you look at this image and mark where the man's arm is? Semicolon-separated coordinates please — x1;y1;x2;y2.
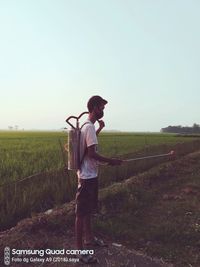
87;145;122;166
96;120;105;136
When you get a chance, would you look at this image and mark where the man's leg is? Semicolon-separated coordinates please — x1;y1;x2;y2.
83;214;107;247
83;213;94;244
75;214;98;263
83;178;98;244
75;215;84;249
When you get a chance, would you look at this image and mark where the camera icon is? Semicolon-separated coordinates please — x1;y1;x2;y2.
4;247;10;266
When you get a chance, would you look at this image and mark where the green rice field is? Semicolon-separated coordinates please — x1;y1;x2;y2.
0;130;200;230
0;130;197;184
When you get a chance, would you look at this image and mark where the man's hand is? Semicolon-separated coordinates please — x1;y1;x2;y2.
108;158;123;166
96;120;105;135
98;120;105;130
87;146;123;166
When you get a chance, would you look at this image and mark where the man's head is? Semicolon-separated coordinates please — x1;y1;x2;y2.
87;95;108;120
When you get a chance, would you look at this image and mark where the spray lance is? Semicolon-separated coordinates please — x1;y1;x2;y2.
122;150;175;163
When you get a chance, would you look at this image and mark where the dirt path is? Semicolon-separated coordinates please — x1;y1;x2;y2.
1;228;171;267
0;203;172;267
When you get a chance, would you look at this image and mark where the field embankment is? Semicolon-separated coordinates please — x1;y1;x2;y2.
96;150;200;267
1;149;200;266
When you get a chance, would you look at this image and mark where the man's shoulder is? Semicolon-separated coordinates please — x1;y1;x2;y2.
80;121;97;144
81;121;94;131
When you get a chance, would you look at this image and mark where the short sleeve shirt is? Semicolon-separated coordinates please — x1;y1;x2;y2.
77;120;98;179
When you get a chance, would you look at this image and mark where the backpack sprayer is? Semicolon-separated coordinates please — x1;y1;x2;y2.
66;112;89;170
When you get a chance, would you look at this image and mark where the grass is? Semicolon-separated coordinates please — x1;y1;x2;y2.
0;130;198;184
1;131;200;266
0;131;66;185
0;131;200;231
95;151;200;266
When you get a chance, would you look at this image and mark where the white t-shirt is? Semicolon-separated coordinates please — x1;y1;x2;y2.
77;120;98;179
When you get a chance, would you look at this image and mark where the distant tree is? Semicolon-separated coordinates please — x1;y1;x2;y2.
193;123;200;133
161;123;200;134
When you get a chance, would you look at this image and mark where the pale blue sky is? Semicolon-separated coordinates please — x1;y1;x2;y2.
0;0;199;131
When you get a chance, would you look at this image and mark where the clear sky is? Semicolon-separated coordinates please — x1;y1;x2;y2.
0;0;199;132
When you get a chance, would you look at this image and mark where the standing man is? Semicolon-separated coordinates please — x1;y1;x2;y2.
75;95;122;264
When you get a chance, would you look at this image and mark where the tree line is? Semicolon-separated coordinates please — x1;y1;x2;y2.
161;123;200;134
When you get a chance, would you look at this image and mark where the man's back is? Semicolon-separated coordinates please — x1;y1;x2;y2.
77;120;98;179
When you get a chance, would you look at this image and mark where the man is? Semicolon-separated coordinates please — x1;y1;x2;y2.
75;95;122;264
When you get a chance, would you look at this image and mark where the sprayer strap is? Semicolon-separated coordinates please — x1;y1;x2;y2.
79;122;91;168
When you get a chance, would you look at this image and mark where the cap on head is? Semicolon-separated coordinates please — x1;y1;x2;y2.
87;95;108;112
